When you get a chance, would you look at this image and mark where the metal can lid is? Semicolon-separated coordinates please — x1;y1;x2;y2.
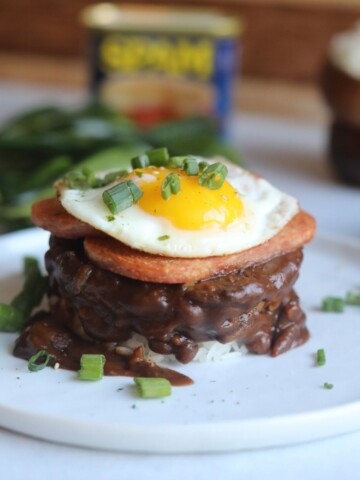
81;3;242;38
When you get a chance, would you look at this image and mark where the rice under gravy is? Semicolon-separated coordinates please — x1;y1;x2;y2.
116;333;248;364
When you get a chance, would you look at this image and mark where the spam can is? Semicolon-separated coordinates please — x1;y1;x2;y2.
82;3;242;134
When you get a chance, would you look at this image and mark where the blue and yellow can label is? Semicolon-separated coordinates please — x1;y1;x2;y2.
88;29;238;133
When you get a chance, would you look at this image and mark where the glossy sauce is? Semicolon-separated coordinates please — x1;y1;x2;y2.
14;312;193;386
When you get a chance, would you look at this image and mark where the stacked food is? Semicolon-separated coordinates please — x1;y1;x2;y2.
14;149;315;384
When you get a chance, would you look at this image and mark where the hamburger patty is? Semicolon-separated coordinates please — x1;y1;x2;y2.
43;236;308;363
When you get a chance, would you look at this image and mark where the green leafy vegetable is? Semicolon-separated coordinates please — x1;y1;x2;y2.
0;104;242;232
0;256;48;332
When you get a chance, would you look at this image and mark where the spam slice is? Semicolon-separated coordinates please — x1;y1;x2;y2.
84;210;315;284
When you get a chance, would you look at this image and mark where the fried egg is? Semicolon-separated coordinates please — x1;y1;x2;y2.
59;160;299;257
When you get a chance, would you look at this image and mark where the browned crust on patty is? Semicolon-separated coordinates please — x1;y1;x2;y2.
84;211;316;284
31;197;102;239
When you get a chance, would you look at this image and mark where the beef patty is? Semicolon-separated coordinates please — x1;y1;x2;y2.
31;236;309;364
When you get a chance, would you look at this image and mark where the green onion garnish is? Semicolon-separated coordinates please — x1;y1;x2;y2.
102;169;128;185
321;296;344;313
78;354;106;381
102;180;143;214
134;377;171;398
146;147;170;166
158;235;170;241
28;350;51;372
161;173;181;200
63;170;91;190
316;348;326;366
168;156;186;168
183;157;199;176
127;180;144;203
64;167;128;190
199;161;209;172
0;257;48;332
198;162;228;190
323;382;334;390
345;291;360;306
81;167;103;189
131;154;150;169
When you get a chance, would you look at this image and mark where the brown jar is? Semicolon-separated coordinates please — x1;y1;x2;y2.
322;26;360;186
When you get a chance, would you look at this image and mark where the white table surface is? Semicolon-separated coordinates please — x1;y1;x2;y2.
0;82;359;480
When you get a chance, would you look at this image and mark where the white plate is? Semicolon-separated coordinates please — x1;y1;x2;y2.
0;228;359;453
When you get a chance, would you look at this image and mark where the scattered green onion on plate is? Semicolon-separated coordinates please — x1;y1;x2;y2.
345;291;360;306
28;350;52;372
134;377;172;398
321;296;344;313
316;348;326;366
78;354;106;381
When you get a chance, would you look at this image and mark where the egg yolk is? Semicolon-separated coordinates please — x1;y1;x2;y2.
130;166;243;230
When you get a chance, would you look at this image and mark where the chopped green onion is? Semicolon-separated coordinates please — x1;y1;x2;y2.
199;161;209;172
131;154;149;169
64;167;128;190
316;348;326;366
63;168;98;189
323;382;334;390
134;377;171;398
161;173;181;200
321;296;344;313
78;354;106;381
28;350;51;372
183;156;199;176
127;179;144;203
102;180;143;214
63;170;90;189
106;215;115;222
102;169;128;185
345;291;360;306
158;235;170;241
168;156;186;168
0;304;23;332
81;167;103;189
198;162;228;190
146;147;170;166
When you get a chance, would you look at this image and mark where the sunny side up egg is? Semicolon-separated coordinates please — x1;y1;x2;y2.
59;159;299;258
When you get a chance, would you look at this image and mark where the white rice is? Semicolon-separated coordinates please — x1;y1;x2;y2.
117;333;248;365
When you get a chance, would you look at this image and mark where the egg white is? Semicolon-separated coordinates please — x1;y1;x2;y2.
59;160;299;258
